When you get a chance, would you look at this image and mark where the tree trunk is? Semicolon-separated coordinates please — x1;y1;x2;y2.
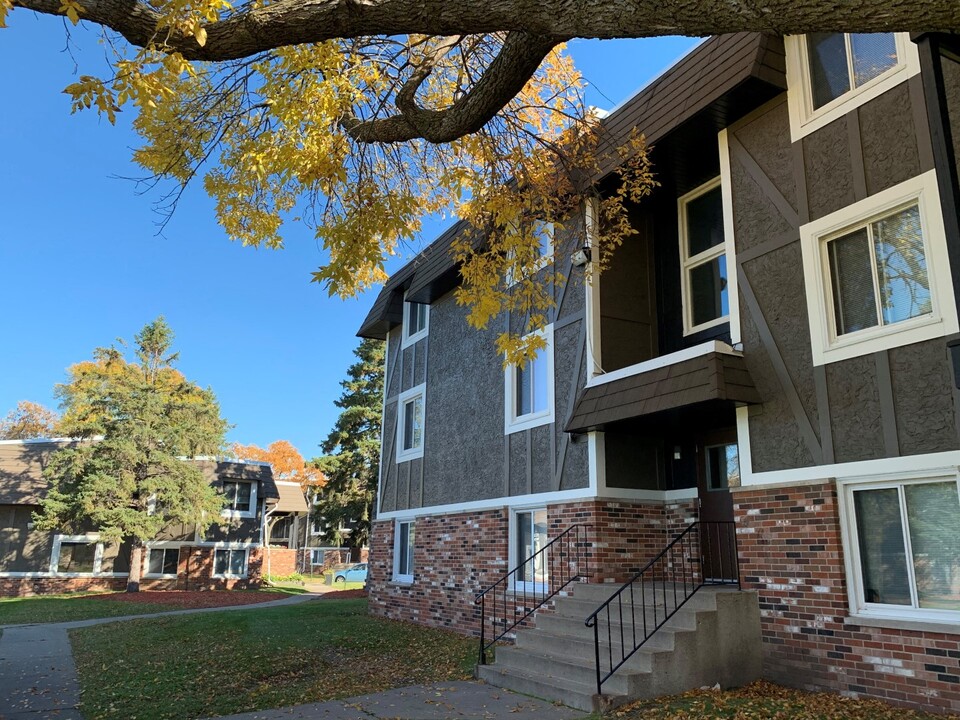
127;542;143;593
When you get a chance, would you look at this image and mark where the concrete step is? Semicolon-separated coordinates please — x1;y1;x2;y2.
494;645;644;695
553;589;718;620
534;604;699;641
562;581;716;605
516;622;679;657
477;661;624;713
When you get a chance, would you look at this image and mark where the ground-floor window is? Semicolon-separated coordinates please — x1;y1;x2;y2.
512;508;548;591
843;474;960;621
147;548;179;577
213;548;248;578
310;548;325;566
393;520;415;583
51;535;104;575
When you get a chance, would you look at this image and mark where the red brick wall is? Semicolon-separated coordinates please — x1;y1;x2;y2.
367;498;698;635
735;483;960;715
0;576;127;597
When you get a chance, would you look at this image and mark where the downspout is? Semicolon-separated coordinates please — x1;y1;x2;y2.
262;504;276;586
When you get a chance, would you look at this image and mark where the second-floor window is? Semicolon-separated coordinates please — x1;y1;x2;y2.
221;480;255;518
396;384;426;462
679;178;728;335
505;325;555;434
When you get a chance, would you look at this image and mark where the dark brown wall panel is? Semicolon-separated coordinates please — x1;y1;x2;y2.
803;119;856;221
944;53;960;173
889;339;959;455
826;355;885;464
858;83;922;196
735;101;798;213
729;147;796;254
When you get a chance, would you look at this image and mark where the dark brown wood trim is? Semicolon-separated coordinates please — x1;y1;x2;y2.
792;138;811;225
553;310;585;332
526;429;533;495
738;266;823;464
909;74;937;174
737;228;799;264
846;109;868;202
729;134;799;229
874;350;900;457
813;365;835;465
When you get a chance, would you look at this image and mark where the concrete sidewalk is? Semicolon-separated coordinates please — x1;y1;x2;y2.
0;592;322;720
208;681;588;720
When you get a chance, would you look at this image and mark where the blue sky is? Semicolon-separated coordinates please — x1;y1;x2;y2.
0;15;698;458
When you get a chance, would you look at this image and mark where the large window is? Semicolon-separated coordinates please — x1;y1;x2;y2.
504;325;555;434
785;33;919;140
842;475;960;623
679;178;728;335
213;548;248;578
393;520;415;583
50;535;104;575
221;479;256;518
800;171;957;364
401;298;429;348
396;384;426;462
146;548;179;577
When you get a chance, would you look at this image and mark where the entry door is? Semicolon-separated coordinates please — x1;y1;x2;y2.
514;509;548;592
696;431;740;582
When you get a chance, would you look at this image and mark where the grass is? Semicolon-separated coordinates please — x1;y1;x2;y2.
602;681;958;720
329;580;365;590
0;593;174;625
70;598;477;720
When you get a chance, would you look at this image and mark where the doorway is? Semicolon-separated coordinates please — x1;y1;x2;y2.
697;430;740;582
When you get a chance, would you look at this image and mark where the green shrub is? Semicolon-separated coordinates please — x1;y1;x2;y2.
265;572;305;584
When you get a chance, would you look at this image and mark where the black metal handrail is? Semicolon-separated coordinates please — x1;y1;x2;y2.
584;521;739;696
475;523;590;665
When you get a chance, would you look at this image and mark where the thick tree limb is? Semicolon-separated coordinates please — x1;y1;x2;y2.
11;0;960;62
341;32;562;144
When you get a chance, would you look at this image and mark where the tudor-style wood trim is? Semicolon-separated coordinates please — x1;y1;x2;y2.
875;350;901;457
736;228;800;265
813;365;834;465
728;134;799;229
846;109;867;202
738;266;823;465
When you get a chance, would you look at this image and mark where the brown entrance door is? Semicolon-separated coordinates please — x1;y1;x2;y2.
696;430;740;583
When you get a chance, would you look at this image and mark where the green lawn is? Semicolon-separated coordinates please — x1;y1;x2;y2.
0;593;174;625
603;681;957;720
70;598;477;720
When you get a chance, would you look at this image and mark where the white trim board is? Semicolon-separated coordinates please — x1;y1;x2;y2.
586;340;739;389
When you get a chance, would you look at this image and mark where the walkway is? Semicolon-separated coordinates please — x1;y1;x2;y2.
0;595;587;720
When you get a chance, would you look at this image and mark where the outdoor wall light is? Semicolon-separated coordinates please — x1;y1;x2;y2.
570;245;592;267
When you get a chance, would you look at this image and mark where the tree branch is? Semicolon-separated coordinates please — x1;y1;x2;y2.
11;0;960;62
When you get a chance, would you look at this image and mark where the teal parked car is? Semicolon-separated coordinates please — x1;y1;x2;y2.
334;562;368;583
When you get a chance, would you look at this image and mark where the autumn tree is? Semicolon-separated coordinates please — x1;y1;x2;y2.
231;440;324;491
313;339;384;552
0;401;60;440
4;1;956;356
36;317;228;591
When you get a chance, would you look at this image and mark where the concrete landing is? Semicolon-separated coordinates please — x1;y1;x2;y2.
0;624;82;720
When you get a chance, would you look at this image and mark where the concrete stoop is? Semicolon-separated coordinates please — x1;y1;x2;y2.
476;583;762;713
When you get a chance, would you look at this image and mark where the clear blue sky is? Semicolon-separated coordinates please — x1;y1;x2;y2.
0;15;698;458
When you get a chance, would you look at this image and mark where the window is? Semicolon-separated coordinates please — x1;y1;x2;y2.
393;520;415;583
396;384;426;462
512;508;548;591
705;444;741;491
310;512;324;536
147;548;179;577
785;33;920;140
401;298;429;348
506;220;554;285
221;479;256;518
310;548;325;566
50;535;104;575
679;178;728;335
213;548;248;578
504;325;555;434
842;474;960;623
800;171;958;365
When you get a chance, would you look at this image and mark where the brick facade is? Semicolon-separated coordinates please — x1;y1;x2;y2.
735;483;960;715
367;497;698;634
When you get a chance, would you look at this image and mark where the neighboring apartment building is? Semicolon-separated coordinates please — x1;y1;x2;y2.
358;32;960;713
0;439;283;595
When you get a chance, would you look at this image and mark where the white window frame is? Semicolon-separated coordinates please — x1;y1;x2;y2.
220;479;258;520
509;506;549;593
310;548;325;566
310;512;324;536
679;177;729;336
785;32;920;142
392;518;415;583
396;383;426;462
401;294;429;348
800;170;958;365
212;547;249;579
144;547;180;579
838;470;960;626
504;324;556;435
50;534;104;576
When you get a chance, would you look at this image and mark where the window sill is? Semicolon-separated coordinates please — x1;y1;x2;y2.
505;410;554;435
845;614;960;635
220;511;255;520
212;575;249;580
401;329;428;349
389;578;414;587
143;574;178;580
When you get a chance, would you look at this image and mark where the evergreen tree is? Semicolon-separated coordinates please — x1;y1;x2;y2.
313;338;384;551
36;318;228;591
